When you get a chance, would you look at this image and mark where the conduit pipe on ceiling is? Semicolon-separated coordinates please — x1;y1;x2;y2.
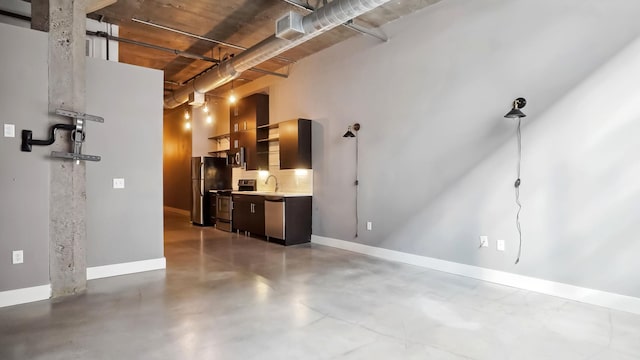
163;0;390;108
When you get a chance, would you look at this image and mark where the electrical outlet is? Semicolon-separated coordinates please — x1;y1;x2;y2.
12;250;23;264
113;178;125;189
4;124;15;137
497;239;505;252
480;235;489;248
366;222;372;231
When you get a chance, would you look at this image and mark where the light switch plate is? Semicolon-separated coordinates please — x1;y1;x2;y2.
366;222;372;231
12;250;23;264
113;178;125;189
4;124;15;138
497;239;505;251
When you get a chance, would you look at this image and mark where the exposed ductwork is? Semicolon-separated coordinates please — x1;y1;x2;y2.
164;0;390;108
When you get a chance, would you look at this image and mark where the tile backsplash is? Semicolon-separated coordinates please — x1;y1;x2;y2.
232;167;313;194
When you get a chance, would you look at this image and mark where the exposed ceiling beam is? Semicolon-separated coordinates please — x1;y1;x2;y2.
86;0;117;14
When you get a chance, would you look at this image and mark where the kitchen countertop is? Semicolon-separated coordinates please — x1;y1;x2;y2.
231;191;312;197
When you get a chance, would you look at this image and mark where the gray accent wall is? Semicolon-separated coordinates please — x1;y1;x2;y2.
0;24;50;292
255;0;640;298
85;58;164;267
0;24;164;292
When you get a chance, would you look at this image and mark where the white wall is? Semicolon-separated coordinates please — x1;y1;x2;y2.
239;0;640;298
85;19;119;62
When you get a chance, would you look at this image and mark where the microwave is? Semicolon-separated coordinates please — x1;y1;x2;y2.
227;147;245;168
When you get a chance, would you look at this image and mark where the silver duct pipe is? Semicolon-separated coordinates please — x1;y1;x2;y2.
164;0;390;108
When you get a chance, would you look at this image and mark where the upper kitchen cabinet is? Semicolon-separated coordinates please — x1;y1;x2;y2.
229;93;269;170
279;119;312;169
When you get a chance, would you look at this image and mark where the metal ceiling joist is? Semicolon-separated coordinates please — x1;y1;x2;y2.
86;30;289;79
131;18;296;64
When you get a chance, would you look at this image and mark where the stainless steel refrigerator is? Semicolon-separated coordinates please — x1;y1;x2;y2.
191;156;231;225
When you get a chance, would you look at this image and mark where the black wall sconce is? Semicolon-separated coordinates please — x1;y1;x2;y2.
343;123;360;237
505;98;526;264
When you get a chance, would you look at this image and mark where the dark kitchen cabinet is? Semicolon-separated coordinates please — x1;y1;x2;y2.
232;194;265;236
229;93;269;170
279;119;312;169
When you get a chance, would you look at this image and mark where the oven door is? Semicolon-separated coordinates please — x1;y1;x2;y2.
216;196;232;221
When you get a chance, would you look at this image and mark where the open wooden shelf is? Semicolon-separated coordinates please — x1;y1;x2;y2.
257;136;279;143
208;134;230;141
257;123;280;130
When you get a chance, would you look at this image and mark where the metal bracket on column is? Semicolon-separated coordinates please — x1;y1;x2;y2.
20;108;104;162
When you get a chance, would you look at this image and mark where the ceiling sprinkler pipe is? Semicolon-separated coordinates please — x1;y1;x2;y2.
163;0;390;108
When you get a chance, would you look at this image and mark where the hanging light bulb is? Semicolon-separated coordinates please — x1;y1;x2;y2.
184;110;190;120
229;80;237;104
206;115;213;124
185;121;191;130
203;103;209;113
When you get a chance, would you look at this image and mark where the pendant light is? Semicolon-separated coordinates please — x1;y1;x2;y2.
228;80;237;104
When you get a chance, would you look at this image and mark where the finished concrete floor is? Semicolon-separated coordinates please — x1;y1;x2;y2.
2;211;640;359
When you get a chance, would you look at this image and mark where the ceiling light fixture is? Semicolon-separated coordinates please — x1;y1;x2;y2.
185;121;191;130
206;116;213;124
229;80;237;104
504;97;526;264
184;110;190;120
343;123;361;237
203;103;209;113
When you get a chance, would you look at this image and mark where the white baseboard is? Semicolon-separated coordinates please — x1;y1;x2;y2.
311;235;640;315
164;206;190;216
0;284;51;308
87;257;166;280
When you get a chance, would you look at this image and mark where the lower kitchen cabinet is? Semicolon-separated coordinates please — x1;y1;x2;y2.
266;196;312;246
232;194;265;236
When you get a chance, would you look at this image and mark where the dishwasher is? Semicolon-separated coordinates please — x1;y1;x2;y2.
264;196;285;240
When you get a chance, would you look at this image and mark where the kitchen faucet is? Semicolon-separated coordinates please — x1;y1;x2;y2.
265;174;279;192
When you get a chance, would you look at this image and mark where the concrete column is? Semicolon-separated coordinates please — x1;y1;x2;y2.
48;0;88;297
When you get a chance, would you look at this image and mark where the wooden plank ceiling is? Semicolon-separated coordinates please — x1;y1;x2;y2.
91;0;442;99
